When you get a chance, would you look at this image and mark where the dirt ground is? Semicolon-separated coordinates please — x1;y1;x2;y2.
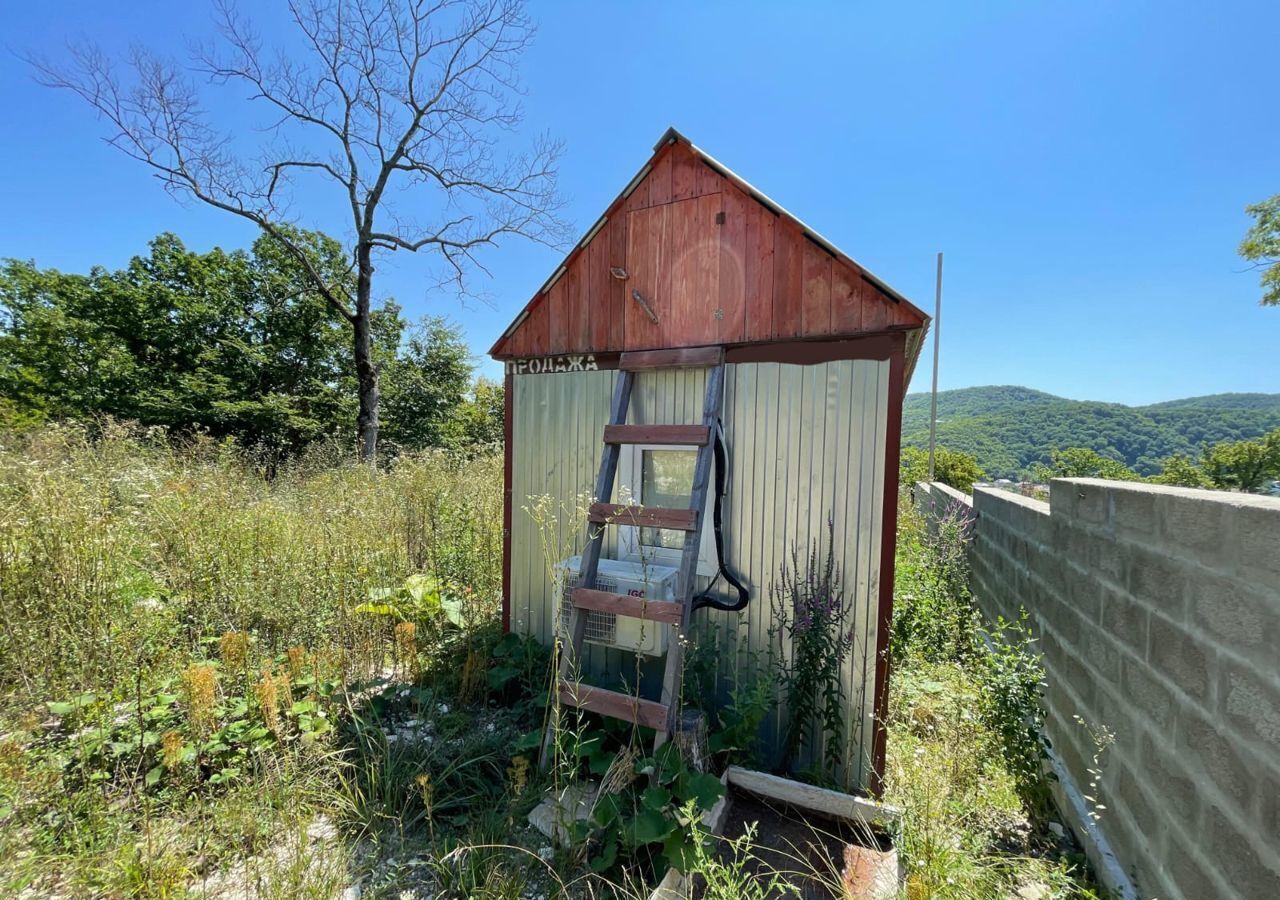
701;787;893;900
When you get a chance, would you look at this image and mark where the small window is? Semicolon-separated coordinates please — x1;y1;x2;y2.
616;444;715;577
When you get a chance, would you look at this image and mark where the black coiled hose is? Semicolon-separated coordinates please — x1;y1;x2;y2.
691;421;750;613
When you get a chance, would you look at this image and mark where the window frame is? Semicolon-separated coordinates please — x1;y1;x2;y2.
615;443;717;577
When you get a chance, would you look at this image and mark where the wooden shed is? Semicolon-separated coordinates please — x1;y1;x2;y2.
490;128;929;791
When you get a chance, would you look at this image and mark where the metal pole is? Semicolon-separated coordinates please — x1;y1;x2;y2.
927;252;943;482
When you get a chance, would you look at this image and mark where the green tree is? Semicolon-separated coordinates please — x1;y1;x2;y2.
380;318;474;452
1030;447;1142;483
0;231;353;452
900;446;985;494
1201;429;1280;493
1240;195;1280;306
1151;454;1213;489
443;377;505;448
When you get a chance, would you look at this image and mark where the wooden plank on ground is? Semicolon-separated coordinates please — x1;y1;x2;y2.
619;346;724;370
571;588;684;625
725;766;901;829
588;503;697;531
603;424;710;445
559;681;668;731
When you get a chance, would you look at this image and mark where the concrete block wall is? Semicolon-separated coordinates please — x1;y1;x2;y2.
914;478;1280;900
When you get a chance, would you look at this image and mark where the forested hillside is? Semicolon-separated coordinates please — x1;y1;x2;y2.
902;386;1280;479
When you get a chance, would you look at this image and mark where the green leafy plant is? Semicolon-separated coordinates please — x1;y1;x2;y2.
707;663;772;768
680;801;799;899
769;520;856;780
891;497;979;665
486;632;552;719
976;611;1050;816
545;722;726;880
1031;447;1143;483
356;573;467;625
1200;427;1280;493
900;445;985;494
1240;192;1280;306
40;654;339;797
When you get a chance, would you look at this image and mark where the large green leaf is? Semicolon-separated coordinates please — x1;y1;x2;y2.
487;664;520;690
662;830;698;874
403;574;442;609
677;771;725;810
513;729;542;752
46;692;97;716
589;836;618;872
353;601;403;618
629;806;673;845
641;785;672;811
592;793;622;828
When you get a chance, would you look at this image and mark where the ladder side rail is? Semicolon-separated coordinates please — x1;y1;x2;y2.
655;363;726;747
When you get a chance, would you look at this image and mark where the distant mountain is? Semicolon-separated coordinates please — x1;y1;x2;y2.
902;386;1280;480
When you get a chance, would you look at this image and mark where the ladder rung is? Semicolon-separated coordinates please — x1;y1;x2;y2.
619;346;724;371
558;681;668;730
572;587;685;625
588;503;697;531
603;424;710;446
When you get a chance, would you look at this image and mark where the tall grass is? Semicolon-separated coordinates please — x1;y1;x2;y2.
887;495;1100;898
0;422;507;895
0;421;501;713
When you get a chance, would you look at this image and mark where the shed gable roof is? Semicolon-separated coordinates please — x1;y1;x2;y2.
490;128;928;362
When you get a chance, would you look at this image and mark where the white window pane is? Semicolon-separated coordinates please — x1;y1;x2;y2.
639;449;693;550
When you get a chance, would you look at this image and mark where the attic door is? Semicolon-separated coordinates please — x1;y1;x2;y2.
625;195;736;349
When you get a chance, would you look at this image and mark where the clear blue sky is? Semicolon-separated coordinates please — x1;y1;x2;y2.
4;0;1277;404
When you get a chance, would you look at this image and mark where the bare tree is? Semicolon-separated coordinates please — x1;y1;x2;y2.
32;0;567;460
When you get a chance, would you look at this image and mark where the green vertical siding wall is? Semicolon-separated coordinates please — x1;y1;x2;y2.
509;359;889;788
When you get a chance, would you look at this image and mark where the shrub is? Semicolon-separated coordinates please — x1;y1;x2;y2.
890;497;979;665
975;612;1051;817
901;445;985;494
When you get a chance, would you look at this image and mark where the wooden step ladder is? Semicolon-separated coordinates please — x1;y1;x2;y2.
540;345;725;768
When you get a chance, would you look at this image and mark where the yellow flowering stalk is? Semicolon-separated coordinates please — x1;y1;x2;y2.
182;664;218;738
394;621;417;677
256;666;282;735
286;646;308;679
219;631;248;671
160;730;184;770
